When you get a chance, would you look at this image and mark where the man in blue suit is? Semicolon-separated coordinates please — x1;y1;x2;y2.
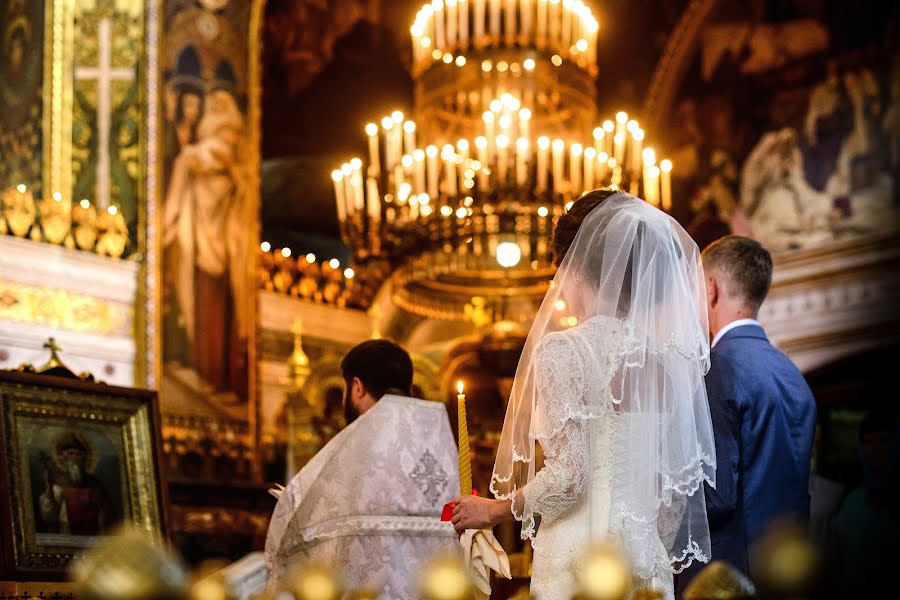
683;235;817;590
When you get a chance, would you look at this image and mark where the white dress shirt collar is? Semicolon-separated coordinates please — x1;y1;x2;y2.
712;318;761;348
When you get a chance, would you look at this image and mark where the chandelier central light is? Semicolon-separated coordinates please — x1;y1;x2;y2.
330;0;672;323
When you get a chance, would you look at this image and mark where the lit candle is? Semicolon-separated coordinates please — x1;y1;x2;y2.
443;144;458;195
475;136;489;189
366;176;381;222
551;138;565;195
332;170;347;223
631;128;644;176
537;0;548;44
504;0;516;45
536;136;550;191
426;145;440;198
474;0;486;44
414;148;426;194
434;0;446;49
365;122;380;176
603;119;614;157
350;158;365;211
518;108;531;142
562;0;572;50
592;126;604;157
614;111;627;163
522;0;534;39
597;151;609;184
458;0;469;47
584;146;596;190
457;381;473;496
660;159;672;212
457;138;470;162
570;143;583;193
516;137;529;185
381;116;395;168
394;162;405;193
647;165;660;207
490;0;501;38
447;0;458;47
404;121;417;156
341;163;353;214
549;0;560;44
497;134;510;185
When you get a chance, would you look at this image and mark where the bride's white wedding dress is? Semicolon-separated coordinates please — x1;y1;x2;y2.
523;316;685;600
491;193;716;600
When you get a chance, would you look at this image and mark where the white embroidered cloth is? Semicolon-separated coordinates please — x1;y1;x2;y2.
265;395;460;598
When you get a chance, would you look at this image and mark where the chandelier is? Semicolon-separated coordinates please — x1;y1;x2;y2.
330;0;673;322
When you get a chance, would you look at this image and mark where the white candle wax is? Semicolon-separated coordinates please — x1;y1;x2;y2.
435;1;446;49
522;0;533;39
366;177;381;221
460;0;469;47
351;161;365;211
584;147;595;190
504;0;516;45
631;129;644;175
537;0;548;44
426;145;440;198
474;0;486;44
404;121;417;156
443;145;458;195
536;137;549;191
366;123;380;175
447;0;458;47
570;143;582;194
561;0;572;50
497;135;509;185
518;108;531;142
490;0;501;39
660;160;672;212
414;149;426;193
516;137;528;185
551;138;565;195
549;0;560;44
332;171;347;222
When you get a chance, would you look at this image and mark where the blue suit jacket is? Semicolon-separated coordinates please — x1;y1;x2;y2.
703;324;817;574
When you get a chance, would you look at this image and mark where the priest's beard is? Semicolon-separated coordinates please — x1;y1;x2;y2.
67;463;84;486
344;391;361;425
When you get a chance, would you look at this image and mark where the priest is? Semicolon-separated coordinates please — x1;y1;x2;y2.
265;340;459;596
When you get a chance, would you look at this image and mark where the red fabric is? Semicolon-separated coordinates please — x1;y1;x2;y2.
441;489;478;522
63;483;113;535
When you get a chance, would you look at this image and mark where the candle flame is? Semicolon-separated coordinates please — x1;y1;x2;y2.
457;380;464;395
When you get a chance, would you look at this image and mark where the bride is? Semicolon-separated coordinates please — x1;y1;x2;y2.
452;190;716;599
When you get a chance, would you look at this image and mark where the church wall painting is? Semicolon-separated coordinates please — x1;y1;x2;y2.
659;13;899;252
159;0;260;422
0;0;44;196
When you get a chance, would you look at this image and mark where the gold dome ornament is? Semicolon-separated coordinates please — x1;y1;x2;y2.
683;561;756;600
69;525;188;600
1;184;37;237
95;204;129;258
37;192;71;245
72;199;99;250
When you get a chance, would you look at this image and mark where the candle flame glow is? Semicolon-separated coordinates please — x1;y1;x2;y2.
457;380;464;395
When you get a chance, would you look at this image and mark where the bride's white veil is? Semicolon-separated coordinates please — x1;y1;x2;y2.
490;192;716;576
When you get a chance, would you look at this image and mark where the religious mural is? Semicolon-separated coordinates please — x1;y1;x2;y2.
0;0;43;195
161;0;257;410
71;0;144;248
668;12;899;251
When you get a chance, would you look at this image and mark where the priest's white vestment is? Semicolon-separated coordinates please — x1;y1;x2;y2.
265;395;459;597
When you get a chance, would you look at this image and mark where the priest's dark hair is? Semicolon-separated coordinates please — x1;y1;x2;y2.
341;339;414;399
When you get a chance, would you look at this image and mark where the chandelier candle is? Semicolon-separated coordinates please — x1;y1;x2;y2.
457;380;473;496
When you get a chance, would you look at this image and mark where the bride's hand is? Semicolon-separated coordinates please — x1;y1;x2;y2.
450;496;510;534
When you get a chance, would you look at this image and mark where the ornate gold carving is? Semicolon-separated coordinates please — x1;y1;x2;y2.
0;184;36;237
0;278;132;335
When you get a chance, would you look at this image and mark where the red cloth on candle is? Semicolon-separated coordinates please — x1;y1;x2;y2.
441;489;478;521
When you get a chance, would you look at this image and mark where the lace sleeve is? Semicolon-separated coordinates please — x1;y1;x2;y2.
518;333;590;523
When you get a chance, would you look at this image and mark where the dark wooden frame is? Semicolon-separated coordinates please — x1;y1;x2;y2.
0;370;168;581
